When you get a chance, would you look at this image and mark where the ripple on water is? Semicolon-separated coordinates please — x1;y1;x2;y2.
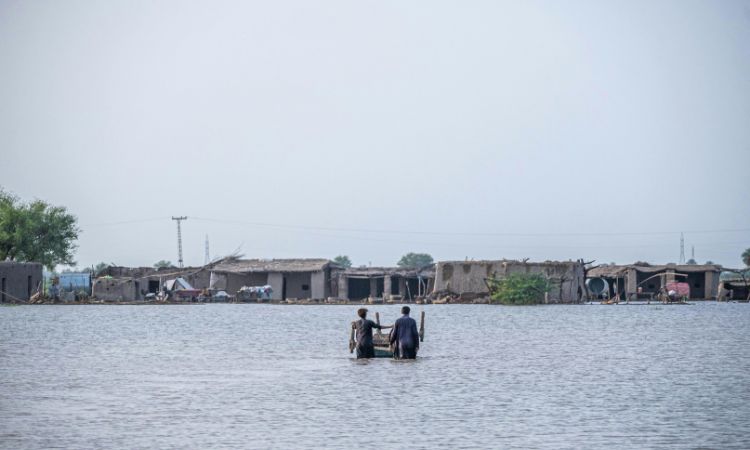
1;303;749;449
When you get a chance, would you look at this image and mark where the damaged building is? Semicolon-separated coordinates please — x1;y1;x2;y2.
586;263;722;300
0;261;43;303
92;265;207;301
335;266;435;302
718;272;749;301
432;260;586;303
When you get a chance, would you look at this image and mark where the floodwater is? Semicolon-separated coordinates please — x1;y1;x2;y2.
1;303;749;449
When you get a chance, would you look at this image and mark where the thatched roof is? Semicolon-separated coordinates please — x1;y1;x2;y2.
211;258;332;273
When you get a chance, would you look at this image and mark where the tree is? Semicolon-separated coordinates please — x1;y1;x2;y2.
686;258;697;265
0;188;79;270
83;262;112;276
154;260;173;269
397;252;434;268
705;260;715;265
332;255;352;268
487;273;549;305
743;248;750;267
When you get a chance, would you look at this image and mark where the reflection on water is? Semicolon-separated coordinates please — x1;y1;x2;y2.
1;303;749;449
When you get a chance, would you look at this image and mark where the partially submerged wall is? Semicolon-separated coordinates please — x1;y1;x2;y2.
433;260;585;303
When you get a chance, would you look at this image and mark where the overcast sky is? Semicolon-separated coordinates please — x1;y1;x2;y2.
1;0;748;269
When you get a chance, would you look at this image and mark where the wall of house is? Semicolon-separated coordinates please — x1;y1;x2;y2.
433;261;584;303
186;270;211;290
284;272;313;299
337;273;348;300
268;273;284;300
311;271;326;299
0;262;43;302
92;278;137;301
705;271;719;299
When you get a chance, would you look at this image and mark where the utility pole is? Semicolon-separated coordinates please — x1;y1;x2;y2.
679;232;685;265
172;216;188;268
204;235;210;265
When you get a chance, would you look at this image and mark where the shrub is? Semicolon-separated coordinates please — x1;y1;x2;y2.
488;273;549;305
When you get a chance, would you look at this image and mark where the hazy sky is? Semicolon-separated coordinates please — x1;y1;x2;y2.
1;0;749;269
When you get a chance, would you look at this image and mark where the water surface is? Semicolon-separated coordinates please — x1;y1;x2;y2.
1;303;749;449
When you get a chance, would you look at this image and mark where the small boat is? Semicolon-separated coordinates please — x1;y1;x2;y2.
350;311;425;358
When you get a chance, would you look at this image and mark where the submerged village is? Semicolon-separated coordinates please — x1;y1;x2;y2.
1;256;748;305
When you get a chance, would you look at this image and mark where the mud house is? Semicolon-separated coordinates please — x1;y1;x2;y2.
0;261;43;303
432;260;586;303
335;266;435;301
207;259;335;301
92;265;207;301
586;263;722;300
718;271;749;301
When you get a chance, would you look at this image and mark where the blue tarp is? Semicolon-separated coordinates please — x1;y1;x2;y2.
59;272;91;292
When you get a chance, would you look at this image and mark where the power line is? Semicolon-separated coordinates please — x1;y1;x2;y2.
81;218;167;227
78;215;750;238
189;217;750;238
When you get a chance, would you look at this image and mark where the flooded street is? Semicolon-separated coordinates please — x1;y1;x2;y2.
1;303;749;449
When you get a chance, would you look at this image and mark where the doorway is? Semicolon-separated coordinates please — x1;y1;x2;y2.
347;278;370;300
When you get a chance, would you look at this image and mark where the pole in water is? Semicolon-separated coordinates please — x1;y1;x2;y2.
419;310;425;342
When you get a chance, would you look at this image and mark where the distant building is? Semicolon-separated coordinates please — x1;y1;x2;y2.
207;259;334;301
587;263;722;300
717;270;749;301
433;260;586;303
0;262;43;303
91;259;337;301
335;266;435;301
92;265;205;301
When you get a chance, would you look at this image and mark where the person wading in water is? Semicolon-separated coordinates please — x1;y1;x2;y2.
353;308;392;359
389;306;420;359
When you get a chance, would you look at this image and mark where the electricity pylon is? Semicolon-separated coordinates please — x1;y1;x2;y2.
172;216;187;268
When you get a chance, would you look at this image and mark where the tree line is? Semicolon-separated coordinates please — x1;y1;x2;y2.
333;252;434;269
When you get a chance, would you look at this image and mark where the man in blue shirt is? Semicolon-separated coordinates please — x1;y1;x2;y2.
389;306;420;359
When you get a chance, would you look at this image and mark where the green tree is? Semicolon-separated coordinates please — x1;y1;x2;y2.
743;248;750;267
332;255;352;268
487;273;549;305
686;258;697;265
0;188;79;270
154;260;173;269
397;252;434;268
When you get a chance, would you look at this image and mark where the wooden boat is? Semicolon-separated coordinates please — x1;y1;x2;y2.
350;311;425;358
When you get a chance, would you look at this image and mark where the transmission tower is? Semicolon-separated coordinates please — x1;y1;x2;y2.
172;216;188;268
204;235;210;265
679;232;685;265
691;245;695;261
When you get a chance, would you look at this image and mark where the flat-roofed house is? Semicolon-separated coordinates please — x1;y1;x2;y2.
208;259;335;301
